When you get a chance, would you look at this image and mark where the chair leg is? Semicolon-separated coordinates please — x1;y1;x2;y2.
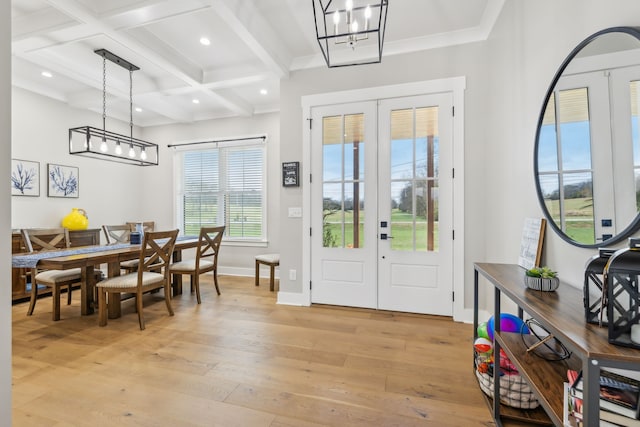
255;260;260;286
269;265;275;292
98;288;108;327
67;284;72;305
52;286;61;321
27;278;38;316
194;274;201;304
164;283;174;316
213;270;221;295
136;292;145;330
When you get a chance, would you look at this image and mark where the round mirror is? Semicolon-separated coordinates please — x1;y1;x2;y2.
535;27;640;248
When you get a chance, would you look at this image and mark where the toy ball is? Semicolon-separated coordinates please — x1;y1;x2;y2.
477;322;489;340
473;337;493;353
487;313;529;340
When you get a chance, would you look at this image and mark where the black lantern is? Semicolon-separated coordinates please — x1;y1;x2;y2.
604;247;640;349
583;248;615;324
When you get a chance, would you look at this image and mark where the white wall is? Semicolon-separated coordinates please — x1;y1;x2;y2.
279;1;640;316
141;112;281;273
11;88;148;233
1;0;11;423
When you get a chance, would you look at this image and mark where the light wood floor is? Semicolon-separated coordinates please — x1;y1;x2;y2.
12;275;496;426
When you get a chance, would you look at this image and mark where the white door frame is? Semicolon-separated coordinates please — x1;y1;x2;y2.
300;77;466;321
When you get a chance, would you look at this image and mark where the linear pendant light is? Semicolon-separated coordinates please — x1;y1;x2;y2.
69;49;158;166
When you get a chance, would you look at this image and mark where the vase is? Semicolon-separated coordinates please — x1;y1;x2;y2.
61;208;88;230
524;275;559;292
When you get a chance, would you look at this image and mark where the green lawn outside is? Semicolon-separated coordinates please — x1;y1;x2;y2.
544;196;595;244
323;208;439;251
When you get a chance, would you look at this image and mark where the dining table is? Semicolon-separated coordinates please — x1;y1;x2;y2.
12;236;200;319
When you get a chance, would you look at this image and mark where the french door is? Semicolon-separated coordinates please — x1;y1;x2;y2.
310;94;453;315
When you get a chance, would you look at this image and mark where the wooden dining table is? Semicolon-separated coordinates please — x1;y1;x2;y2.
11;236;200;319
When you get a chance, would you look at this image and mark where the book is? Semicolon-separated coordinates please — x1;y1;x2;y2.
568;369;640;420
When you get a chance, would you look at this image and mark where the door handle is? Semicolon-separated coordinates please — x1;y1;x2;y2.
380;233;393;240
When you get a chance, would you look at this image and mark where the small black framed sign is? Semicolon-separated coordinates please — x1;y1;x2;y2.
282;161;299;187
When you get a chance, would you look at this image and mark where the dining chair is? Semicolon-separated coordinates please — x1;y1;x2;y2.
21;228;83;320
96;229;179;330
102;224;141;273
169;226;225;304
126;221;155;233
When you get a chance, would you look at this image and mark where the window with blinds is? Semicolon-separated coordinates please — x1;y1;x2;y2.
177;142;266;241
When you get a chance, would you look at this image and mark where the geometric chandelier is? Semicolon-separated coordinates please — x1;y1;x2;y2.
69;49;158;166
312;0;389;68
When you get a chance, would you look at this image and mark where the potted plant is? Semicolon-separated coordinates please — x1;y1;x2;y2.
524;266;559;291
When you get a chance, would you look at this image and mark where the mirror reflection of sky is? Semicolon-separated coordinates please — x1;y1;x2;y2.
322;138;438;204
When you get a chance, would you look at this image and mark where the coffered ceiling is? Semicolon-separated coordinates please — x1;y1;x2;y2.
11;0;504;127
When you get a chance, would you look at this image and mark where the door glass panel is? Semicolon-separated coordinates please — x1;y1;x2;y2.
389;107;439;252
322;113;365;248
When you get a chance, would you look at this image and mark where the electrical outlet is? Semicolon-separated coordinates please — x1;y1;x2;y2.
289;269;296;280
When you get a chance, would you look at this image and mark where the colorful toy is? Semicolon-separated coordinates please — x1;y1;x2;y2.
487;313;529;340
477;321;489;339
473;337;493;353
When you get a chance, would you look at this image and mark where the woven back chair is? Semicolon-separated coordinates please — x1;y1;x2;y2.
170;226;225;303
96;229;179;330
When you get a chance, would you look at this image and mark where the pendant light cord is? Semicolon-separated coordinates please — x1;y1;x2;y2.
102;57;106;137
129;70;133;143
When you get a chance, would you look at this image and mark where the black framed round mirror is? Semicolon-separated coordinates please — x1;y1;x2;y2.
535;26;640;248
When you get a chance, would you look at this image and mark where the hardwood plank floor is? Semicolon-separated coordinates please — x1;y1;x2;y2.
12;275;497;426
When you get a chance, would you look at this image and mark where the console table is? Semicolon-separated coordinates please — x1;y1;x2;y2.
11;228;101;301
474;262;640;426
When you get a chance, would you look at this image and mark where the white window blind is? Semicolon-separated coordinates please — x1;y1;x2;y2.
177;140;266;241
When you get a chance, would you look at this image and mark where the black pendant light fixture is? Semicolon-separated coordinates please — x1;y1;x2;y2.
312;0;389;68
69;49;159;166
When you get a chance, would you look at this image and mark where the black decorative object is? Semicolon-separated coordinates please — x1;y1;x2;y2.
583;248;615;325
603;248;640;349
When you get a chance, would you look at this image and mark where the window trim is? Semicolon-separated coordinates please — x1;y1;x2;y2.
172;134;268;244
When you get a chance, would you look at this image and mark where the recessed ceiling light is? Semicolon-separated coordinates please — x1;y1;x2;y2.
260;89;268;95
135;107;142;112
41;71;53;78
192;99;200;104
200;37;211;46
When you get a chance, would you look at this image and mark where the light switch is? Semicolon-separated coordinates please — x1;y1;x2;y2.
288;207;302;218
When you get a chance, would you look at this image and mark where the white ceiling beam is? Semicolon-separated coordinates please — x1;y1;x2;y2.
203;88;253;117
211;0;290;78
39;0;252;116
102;0;211;31
12;7;78;41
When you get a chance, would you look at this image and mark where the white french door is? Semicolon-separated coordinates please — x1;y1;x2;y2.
310;101;378;308
310;94;454;315
377;94;453;315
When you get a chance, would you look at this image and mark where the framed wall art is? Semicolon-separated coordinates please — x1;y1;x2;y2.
47;163;79;198
282;161;299;187
11;159;40;196
518;217;547;270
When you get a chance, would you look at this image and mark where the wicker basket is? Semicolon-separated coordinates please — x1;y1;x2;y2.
475;355;540;409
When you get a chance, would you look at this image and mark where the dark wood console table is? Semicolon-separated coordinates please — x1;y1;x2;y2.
474;262;640;426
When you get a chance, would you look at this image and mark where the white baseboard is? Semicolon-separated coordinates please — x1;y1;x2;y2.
218;266;279;279
276;291;309;306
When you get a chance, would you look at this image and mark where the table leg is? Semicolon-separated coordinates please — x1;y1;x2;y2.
172;249;183;295
107;261;122;319
81;265;95;315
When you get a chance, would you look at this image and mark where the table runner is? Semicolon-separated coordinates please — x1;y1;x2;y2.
12;236;198;269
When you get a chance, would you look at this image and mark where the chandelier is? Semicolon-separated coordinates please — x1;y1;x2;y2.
312;0;388;68
69;49;158;166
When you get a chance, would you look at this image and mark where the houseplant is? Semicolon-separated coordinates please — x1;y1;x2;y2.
524;266;559;291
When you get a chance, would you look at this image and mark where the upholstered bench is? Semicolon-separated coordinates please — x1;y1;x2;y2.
255;253;280;291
